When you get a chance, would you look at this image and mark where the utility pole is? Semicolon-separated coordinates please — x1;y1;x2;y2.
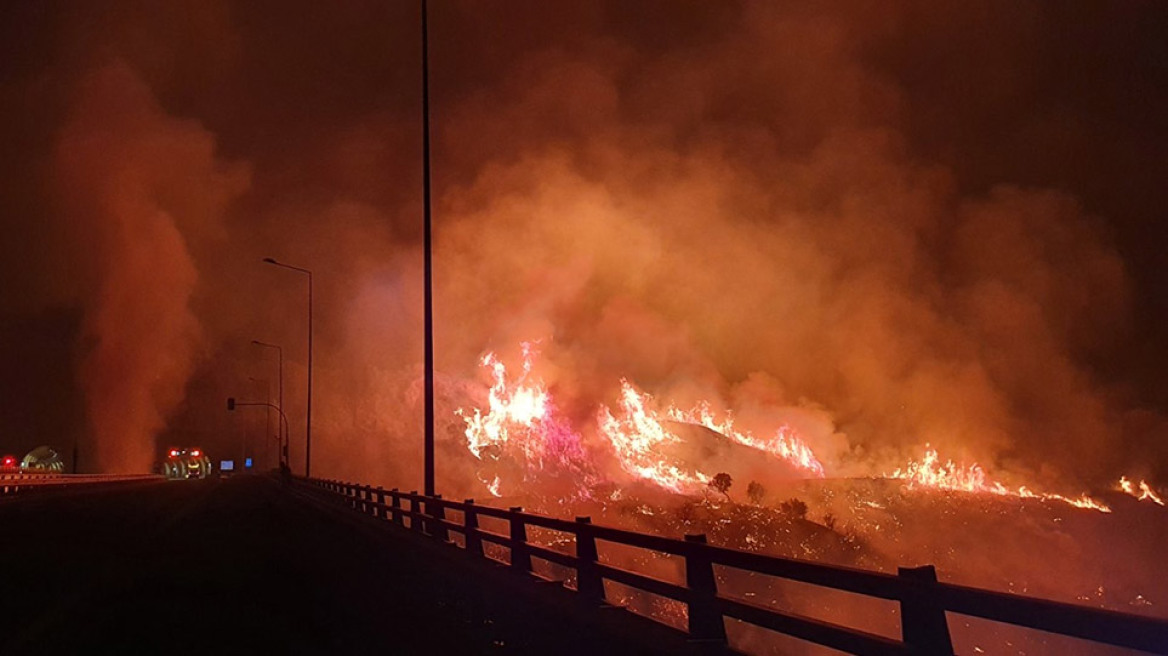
422;0;435;497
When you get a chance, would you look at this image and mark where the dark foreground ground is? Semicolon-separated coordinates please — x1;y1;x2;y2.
0;475;700;655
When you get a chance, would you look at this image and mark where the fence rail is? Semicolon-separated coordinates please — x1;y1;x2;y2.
299;477;1168;655
0;472;162;497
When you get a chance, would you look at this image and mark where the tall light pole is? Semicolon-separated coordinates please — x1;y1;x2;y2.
252;339;285;467
228;397;291;472
421;0;435;497
247;376;269;469
262;257;313;478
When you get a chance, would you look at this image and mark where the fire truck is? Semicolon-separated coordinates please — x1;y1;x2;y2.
161;448;212;480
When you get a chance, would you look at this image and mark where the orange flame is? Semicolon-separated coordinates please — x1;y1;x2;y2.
1118;476;1165;506
598;380;712;493
457;343;592;497
667;402;825;477
458;343;549;462
888;447;1111;513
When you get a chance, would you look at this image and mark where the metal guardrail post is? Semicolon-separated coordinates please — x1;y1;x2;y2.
575;516;604;605
509;507;532;575
684;534;728;646
431;494;449;542
391;488;404;525
464;499;482;556
410;492;422;533
898;565;954;656
375;487;385;520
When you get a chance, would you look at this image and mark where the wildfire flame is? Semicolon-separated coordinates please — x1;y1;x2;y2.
888;448;1111;513
597;380;712;493
459;345;829;496
457;343;592;497
1118;476;1165;506
666;402;825;478
456;343;1133;515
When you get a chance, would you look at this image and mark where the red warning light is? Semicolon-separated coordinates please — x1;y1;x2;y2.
169;449;179;458
1;455;16;468
190;449;201;457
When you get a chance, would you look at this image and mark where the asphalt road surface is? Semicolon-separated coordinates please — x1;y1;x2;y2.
0;475;700;655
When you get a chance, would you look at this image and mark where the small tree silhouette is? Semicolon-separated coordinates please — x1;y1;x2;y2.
709;472;733;500
747;480;766;505
779;497;808;519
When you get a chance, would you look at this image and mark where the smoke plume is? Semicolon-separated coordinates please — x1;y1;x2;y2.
54;63;248;473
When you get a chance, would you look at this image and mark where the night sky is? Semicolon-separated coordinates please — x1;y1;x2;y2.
1;1;1166;484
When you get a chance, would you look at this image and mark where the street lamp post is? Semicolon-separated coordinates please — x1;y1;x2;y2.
251;339;285;466
421;0;435;497
227;397;290;474
263;257;313;478
247;376;270;470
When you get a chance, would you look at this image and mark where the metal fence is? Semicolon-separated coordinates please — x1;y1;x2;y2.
0;472;161;497
302;477;1168;655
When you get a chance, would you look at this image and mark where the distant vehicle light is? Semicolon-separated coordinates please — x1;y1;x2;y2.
191;449;202;457
169;449;180;457
1;455;16;468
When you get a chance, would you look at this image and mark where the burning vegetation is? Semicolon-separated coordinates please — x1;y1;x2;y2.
456;343;1131;513
449;343;1167;654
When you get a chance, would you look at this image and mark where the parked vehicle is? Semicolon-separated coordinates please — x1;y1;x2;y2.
161;448;212;480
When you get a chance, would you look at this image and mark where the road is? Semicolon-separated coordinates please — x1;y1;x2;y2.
0;475;698;655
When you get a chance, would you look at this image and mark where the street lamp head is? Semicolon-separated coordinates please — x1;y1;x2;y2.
262;257;278;264
251;339;262;345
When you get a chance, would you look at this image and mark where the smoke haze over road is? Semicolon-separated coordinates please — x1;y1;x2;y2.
1;1;1166;488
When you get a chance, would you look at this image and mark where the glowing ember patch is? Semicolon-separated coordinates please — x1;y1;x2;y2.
1118;476;1165;506
597;380;711;493
667;402;825;477
888;447;1111;513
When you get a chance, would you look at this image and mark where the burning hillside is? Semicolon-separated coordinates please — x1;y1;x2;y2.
454;343;1126;512
444;343;1168;654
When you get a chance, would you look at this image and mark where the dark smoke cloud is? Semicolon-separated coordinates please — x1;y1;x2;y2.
1;1;1166;486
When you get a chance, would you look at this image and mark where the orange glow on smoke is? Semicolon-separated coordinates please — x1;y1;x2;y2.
888;447;1111;513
